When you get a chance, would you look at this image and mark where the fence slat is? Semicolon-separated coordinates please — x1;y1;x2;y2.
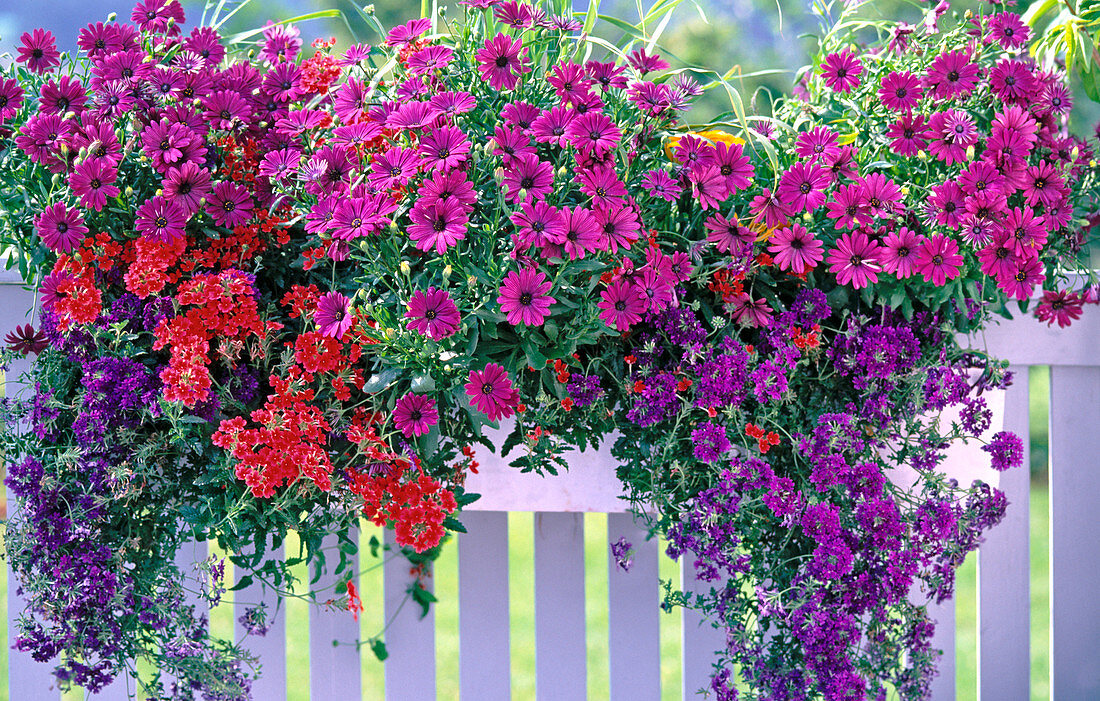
681;555;725;698
309;531;361;700
927;598;956;701
3;283;58;700
458;511;511;700
534;512;586;699
608;512;659;701
384;528;435;700
1049;366;1100;699
976;366;1030;700
233;544;287;701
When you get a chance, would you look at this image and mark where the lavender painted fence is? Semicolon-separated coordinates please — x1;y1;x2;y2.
2;273;1099;699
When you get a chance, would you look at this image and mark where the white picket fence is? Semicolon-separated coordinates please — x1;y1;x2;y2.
2;270;1099;700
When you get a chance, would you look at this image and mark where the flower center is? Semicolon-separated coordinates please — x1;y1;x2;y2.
519;292;533;306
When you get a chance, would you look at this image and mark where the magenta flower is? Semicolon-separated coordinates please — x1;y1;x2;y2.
857;173;903;218
511;200;565;250
793;126;839;162
16;29;61;74
406;288;461;341
989;59;1035;102
1021;161;1066;209
777;161;829;214
1035;290;1083;328
565;111;622;157
476;34;530;91
465;363;519;422
136;195;188;243
385;18;431;48
768;224;824;274
502;154;555;203
560;207;602;259
492;124;537;166
393;393;439;438
880;228;924;279
407;45;455;75
885;114;928;157
958;162;1006;197
531;106;576;148
332;197;378;240
0;77;24;121
163;162;212;216
1000;206;1048;254
69;159;119;212
690;166;730;211
926;181;966;228
203;90;253;131
38;76;86;115
369;147;419;190
501;101;540;130
637;268;675;313
977;233;1019;281
824;183;868;231
705;213;752;255
261;21;302;63
578;167;627;208
420;127;471;172
594;204;640;254
208;181;254;229
712;141;753;192
315;291;353;339
35;203;88;253
879;71;923;111
259;148;301;182
419;170;477;210
408;198;469;254
820;50;862;92
925;50;979;99
914;234;963;286
641;169;683;201
598;278;646;331
749;188;792;229
498;268;556;326
999;255;1045;300
628;48;670;74
826;231;881;289
927;109;978;166
729;292;773;328
548;62;592;102
988;13;1030;50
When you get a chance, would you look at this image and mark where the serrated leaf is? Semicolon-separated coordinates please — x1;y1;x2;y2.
442;516;467;533
229;574;253;592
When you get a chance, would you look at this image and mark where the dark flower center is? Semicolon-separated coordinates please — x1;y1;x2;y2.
614;301;626;311
155;216;168;228
425;309;437;320
390;166;401;177
895;87;907;98
931;254;943;265
519;292;533;305
351;217;363;228
482;382;494;394
223;201;236;212
433;218;447;232
220;109;232;119
178;182;192;194
897;246;909;257
32;48;43;59
495;56;510;68
90;178;102;188
947;70;960;82
56;222;68;233
409;409;422;421
520;176;534;189
799;182;811;194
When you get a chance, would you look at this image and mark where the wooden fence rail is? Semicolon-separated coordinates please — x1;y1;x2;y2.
2;274;1098;699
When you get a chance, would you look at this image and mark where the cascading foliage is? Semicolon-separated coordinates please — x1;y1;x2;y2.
0;0;1096;698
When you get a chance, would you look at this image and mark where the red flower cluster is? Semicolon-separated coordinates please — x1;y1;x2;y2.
745;423;781;453
349;457;457;553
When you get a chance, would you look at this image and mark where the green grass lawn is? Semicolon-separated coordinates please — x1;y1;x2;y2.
0;366;1055;699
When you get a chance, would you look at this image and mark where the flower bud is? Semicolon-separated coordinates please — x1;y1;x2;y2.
442;264;453;280
467;274;477;286
399;260;411;276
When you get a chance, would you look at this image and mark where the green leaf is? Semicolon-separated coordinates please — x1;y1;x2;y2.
229;574;253;592
442;516;467;533
362;367;400;394
225;10;342;44
369;639;389;661
368;535;381;558
411;372;435;392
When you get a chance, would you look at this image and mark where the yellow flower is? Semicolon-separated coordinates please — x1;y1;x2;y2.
665;129;745;161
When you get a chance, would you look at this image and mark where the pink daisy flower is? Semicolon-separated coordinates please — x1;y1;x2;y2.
880;227;924;279
824;183;868;231
926;181;966;228
989;59;1036;103
1000;206;1048;255
794;126;839;161
315;291;353;339
163;162;212;216
385;18;431;48
712;141;753;192
641;169;683;201
577;167;627;208
511;200;565;250
914;234;963;286
393;393;439;438
598;278;646;331
705;213;753;255
35;203;88;253
690;166;730;210
1035;290;1083;328
531;106;575;148
408;198;469;254
16;28;61;75
406;288;460;341
987;13;1030;50
925;50;979;99
1021;161;1066;209
885;114;928;157
420;127;471;172
777;161;829;214
208;181;253;229
69;159;119;212
498;268;556;326
565;111;622;157
560;207;602;259
0;77;24;121
637;268;675;313
728;292;773;328
502;154;554;203
369;147;420;190
768;224;824;274
879;71;923;111
136;195;188;243
465;363;519;422
1000;255;1045;300
858;173;903;218
594;203;640;254
476;34;530;91
820;50;862;92
826;231;881;289
977;233;1019;281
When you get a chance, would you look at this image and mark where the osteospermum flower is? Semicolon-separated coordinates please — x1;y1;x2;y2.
465;363;520;422
4;323;48;356
826;231;881;289
914;234;963;286
69;159;119;212
207;181;253;229
476;33;530;91
988;13;1030;50
820;50;862;92
498;268;556;326
641;169;683;201
886;114;928;157
777;161;829;213
314;291;353;339
925;50;979;99
35;203;88;253
408;198;469;254
16;28;61;74
879;227;924;279
729;292;773;328
705;213;752;255
1035;290;1084;328
406;288;460;340
879;71;923;111
768;223;824;274
560;207;601;259
598;278;646;331
565;111;622;157
502;154;555;203
163;162;212;215
393;393;439;438
135;195;188;243
0;78;24;120
420;127;471;172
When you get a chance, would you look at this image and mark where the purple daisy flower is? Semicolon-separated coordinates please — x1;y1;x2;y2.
38;76;86;115
475;34;530;91
393;393;439;438
565;111;621;157
332;197;381;240
405;287;460;341
408;198;469;254
419;127;471;172
594;203;640;254
314;291;354;339
203;90;252;131
369;147;420;190
641;169;683;202
207;181;253;229
598;278;646;332
16;28;61;75
464;363;519;422
385;17;431;48
135;195;188;243
560;206;602;260
35;203;88;253
69;159;119;212
497;267;556;326
821;50;862;92
163;162;212;216
501;154;555;203
261;22;302;63
511;200;565;250
0;78;24;121
258;148;301;182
